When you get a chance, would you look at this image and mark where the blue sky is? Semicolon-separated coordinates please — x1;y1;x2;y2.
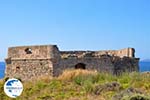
0;0;150;61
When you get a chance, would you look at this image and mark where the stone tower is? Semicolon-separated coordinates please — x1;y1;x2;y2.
5;45;60;80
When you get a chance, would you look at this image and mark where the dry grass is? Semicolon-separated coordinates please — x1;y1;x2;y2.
68;95;106;100
1;70;150;100
31;75;53;83
58;69;97;81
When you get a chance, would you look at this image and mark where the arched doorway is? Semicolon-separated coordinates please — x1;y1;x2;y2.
75;63;86;69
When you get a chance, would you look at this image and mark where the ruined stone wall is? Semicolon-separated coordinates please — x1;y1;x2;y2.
55;56;114;76
56;54;139;76
95;48;135;58
5;59;53;81
60;48;135;59
5;45;60;81
5;45;139;81
7;45;59;59
112;57;139;75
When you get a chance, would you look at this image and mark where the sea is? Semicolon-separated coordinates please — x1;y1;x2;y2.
0;62;5;79
0;61;150;79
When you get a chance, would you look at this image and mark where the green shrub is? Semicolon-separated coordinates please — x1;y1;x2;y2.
73;74;96;85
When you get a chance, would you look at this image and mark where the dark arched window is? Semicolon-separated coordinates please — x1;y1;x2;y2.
75;63;86;69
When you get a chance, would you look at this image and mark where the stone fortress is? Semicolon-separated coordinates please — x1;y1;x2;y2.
5;45;139;81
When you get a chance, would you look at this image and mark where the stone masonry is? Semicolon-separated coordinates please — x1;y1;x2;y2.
5;45;139;81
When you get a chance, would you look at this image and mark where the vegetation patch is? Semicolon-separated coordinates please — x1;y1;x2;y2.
1;70;150;100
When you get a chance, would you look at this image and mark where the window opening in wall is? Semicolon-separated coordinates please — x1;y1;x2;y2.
25;48;32;54
16;66;20;71
75;63;86;69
